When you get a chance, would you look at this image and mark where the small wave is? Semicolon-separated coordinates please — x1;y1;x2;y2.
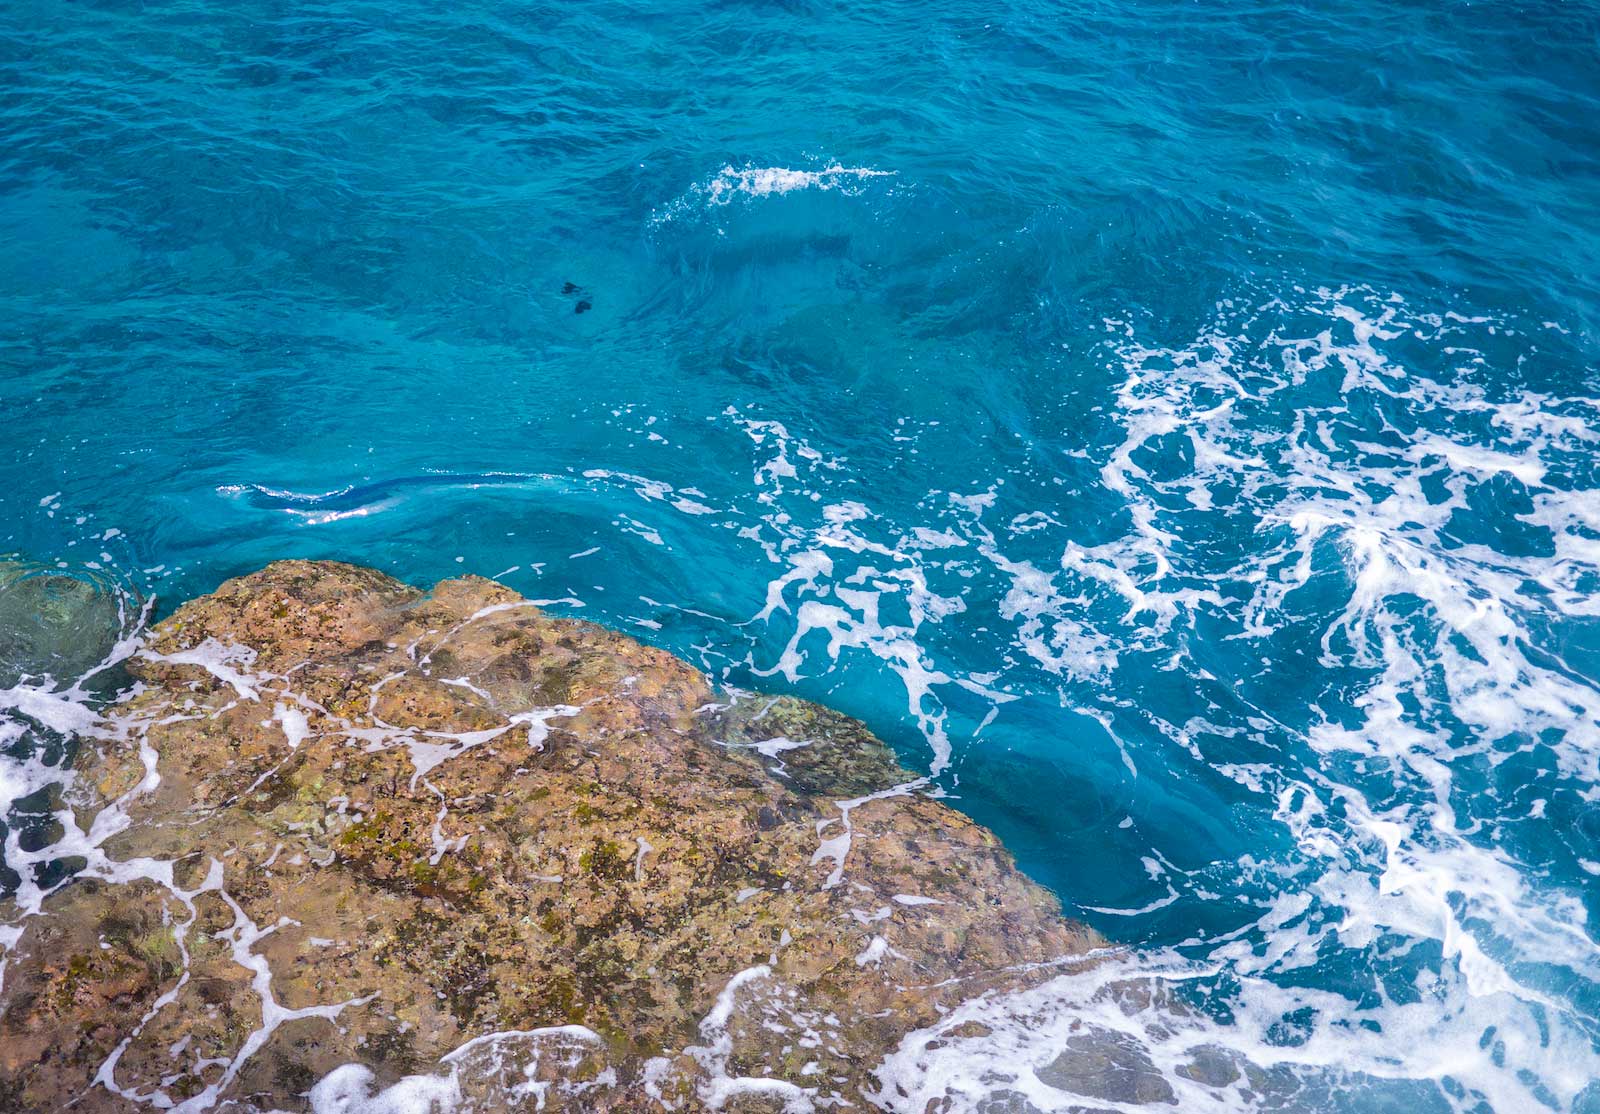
702;163;895;203
651;162;896;225
218;472;566;525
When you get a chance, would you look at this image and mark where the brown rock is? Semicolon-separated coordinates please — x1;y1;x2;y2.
0;560;1100;1112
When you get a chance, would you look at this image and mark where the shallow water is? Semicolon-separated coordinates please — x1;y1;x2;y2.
3;1;1600;1110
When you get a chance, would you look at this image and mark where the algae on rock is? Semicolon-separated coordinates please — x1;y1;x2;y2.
0;560;1102;1112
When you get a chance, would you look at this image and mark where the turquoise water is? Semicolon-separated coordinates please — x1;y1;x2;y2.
4;1;1600;1110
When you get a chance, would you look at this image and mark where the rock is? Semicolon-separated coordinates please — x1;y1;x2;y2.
1035;1027;1176;1105
0;560;1101;1112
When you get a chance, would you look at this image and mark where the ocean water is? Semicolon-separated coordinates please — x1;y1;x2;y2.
3;1;1600;1110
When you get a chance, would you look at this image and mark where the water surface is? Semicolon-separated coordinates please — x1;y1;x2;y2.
3;1;1600;1110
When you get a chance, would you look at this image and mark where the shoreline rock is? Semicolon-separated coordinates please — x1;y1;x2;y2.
0;560;1102;1112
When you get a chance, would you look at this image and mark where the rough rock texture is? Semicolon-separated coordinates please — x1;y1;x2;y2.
0;561;1101;1112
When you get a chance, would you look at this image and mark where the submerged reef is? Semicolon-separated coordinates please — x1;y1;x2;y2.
0;561;1101;1111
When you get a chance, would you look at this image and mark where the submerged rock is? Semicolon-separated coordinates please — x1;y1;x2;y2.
0;558;140;897
0;560;1102;1112
0;558;133;690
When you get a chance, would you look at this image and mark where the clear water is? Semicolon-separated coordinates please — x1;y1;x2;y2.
3;2;1600;1110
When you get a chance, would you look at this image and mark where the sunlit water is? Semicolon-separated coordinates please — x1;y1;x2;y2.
3;1;1599;1110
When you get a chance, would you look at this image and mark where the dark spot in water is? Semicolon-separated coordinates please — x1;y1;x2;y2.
561;281;580;295
574;300;592;314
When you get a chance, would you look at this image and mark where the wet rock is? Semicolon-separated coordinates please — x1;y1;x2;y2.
0;558;139;896
1035;1027;1176;1106
1176;1044;1243;1089
973;1092;1050;1114
0;560;1102;1112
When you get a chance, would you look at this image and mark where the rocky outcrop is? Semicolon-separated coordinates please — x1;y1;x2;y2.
0;561;1101;1112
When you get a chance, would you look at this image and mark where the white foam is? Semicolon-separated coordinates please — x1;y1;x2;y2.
703;164;893;203
308;1026;612;1114
691;291;1600;1111
652;163;896;224
683;965;817;1112
141;638;263;701
273;702;310;749
308;1063;460;1114
870;945;1600;1114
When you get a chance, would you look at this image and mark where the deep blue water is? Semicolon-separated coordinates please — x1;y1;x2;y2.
4;1;1600;1110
